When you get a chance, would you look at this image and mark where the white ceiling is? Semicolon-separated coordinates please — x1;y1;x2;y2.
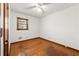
10;3;78;18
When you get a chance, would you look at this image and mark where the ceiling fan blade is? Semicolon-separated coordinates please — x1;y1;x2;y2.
41;3;53;6
26;6;36;9
39;7;45;14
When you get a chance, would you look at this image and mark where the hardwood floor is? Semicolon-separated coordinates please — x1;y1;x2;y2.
10;37;79;56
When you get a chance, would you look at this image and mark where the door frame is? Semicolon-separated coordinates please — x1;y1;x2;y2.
3;3;9;56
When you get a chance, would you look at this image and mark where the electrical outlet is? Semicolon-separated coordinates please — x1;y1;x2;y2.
18;37;22;39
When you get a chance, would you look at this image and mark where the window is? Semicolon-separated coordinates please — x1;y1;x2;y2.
17;17;28;30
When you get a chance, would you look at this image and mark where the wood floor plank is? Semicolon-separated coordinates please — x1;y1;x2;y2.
10;38;79;56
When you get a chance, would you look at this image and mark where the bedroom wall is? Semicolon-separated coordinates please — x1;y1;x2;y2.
40;5;79;50
0;14;1;56
0;4;3;55
10;10;40;43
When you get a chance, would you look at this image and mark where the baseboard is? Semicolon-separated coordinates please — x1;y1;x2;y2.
39;37;79;52
11;37;79;52
11;37;40;44
39;37;65;47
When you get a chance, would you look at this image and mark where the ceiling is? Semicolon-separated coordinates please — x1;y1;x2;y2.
10;3;78;18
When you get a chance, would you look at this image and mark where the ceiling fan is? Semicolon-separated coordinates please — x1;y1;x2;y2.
25;3;53;14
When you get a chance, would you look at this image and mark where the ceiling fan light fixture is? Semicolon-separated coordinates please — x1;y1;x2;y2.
41;6;46;9
36;7;42;12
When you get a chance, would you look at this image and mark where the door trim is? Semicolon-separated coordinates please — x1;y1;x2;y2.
3;3;9;56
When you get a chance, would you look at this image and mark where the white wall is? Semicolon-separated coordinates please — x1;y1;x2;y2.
10;11;40;43
0;4;3;56
40;5;79;50
0;15;1;27
0;15;1;55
